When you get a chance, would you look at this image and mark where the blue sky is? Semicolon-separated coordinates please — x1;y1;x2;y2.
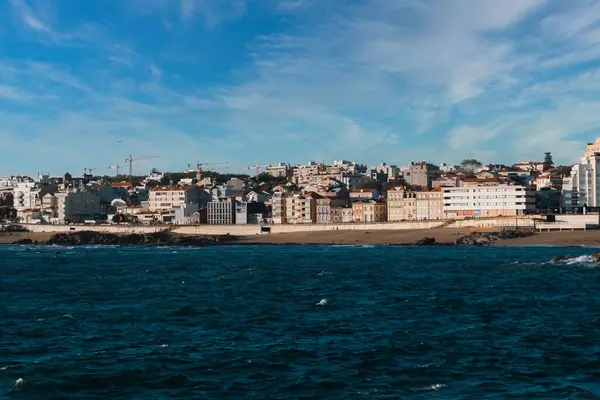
2;0;600;176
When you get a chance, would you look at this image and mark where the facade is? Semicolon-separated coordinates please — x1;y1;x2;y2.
564;142;600;210
149;185;210;212
207;197;235;225
235;201;248;225
387;188;417;221
362;201;387;222
415;187;443;220
349;188;379;201
316;198;348;223
246;191;271;203
172;203;200;225
271;191;287;224
62;191;103;223
432;176;459;188
266;163;289;178
285;193;319;224
513;161;545;172
329;206;353;223
405;162;441;188
13;182;40;211
442;184;536;218
341;173;371;190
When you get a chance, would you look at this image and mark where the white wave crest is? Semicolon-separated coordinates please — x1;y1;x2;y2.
316;299;328;306
566;255;594;264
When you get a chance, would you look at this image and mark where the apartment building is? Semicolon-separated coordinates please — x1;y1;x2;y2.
442;184;536;218
563;139;600;210
271;191;287;224
513;161;545;172
330;206;353;223
415;187;443;220
432;176;459;188
207;197;235;225
405;162;441;188
352;200;387;222
316;197;349;223
13;182;40;211
266;163;290;178
61;191;103;223
387;187;417;221
350;188;379;201
285;193;320;224
149;185;210;212
340;173;371;190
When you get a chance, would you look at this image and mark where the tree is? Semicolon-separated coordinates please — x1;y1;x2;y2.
460;159;483;172
543;152;554;170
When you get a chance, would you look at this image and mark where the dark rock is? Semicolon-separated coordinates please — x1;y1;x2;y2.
551;255;567;263
14;238;33;245
416;237;437;246
594;251;600;264
454;230;535;246
44;231;237;247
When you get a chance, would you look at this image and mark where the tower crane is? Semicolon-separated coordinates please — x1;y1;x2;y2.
83;167;98;175
124;155;159;179
107;163;126;176
185;161;228;185
247;162;271;181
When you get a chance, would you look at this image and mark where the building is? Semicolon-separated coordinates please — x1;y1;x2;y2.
246;191;272;203
369;163;399;180
432;176;459;188
13;182;40;211
61;191;103;223
442;184;536;218
512;161;545;172
564;138;600;210
316;197;349;223
266;163;290;178
386;187;417;221
271;191;287;224
149;185;210;212
350;188;379;201
285;192;320;224
330;206;353;223
235;201;248;225
352;200;387;222
207;197;235;225
340;173;371;190
172;203;200;225
405;162;441;188
415;187;443;220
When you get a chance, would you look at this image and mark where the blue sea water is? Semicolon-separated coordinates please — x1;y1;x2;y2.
2;245;600;399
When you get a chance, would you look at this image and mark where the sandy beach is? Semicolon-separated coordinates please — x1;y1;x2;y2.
2;229;600;247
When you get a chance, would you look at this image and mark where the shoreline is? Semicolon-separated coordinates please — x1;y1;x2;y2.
2;228;600;247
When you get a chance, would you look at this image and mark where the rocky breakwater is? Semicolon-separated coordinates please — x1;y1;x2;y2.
36;231;237;246
453;230;535;246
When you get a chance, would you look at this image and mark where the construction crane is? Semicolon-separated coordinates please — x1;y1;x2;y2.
247;162;271;181
124;155;159;179
83;167;98;175
107;163;126;176
185;161;228;185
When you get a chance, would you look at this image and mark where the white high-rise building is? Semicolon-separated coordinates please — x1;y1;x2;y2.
563;138;600;212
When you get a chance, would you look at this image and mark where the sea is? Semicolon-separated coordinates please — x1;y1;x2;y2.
2;244;600;399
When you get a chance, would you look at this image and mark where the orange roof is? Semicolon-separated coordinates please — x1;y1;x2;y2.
112;182;133;189
430;186;442;192
350;189;374;193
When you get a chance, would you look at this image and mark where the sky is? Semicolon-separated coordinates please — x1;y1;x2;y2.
2;0;600;176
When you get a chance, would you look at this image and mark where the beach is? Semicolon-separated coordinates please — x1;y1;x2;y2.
2;228;600;246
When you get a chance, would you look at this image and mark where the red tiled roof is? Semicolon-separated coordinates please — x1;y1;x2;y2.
112;182;133;189
150;185;194;192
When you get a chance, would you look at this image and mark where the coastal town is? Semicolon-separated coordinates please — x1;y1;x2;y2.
1;138;600;229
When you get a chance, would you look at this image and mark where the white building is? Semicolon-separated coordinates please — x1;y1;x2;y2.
207;197;235;225
13;182;40;211
442;184;536;218
0;176;18;189
149;185;210;212
266;163;289;178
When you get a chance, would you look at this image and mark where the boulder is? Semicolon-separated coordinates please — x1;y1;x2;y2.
593;251;600;264
550;255;567;263
416;237;437;246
